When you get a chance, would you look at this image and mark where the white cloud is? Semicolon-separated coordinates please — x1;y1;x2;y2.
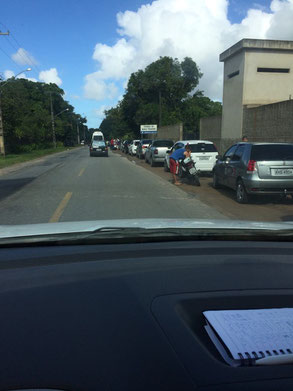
84;73;118;100
4;70;15;79
39;68;62;86
11;48;38;66
84;0;293;102
94;105;112;118
4;69;38;82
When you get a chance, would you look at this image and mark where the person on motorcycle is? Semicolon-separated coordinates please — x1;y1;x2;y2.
169;144;191;185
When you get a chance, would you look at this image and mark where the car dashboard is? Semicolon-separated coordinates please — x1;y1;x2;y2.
0;239;293;390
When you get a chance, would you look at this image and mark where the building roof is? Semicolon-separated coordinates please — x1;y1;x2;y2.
220;38;293;62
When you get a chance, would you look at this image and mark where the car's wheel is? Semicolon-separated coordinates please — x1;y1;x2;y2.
236;180;249;203
164;160;169;172
150;156;155;167
212;171;220;188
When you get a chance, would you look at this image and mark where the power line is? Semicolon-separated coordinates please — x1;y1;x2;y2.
0;44;24;72
0;20;41;76
4;35;40;75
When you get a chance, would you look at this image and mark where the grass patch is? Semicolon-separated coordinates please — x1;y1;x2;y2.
0;146;78;169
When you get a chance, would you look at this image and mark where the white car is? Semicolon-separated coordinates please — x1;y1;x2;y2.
128;140;140;156
145;139;174;166
164;140;219;173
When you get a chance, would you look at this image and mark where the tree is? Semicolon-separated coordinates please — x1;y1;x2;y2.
0;78;86;153
100;56;221;139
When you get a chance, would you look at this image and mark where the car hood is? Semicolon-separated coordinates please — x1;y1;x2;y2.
1;219;293;240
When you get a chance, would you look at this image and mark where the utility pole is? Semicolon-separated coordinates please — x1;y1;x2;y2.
0;91;5;156
0;31;10;156
76;121;80;144
49;92;56;148
159;90;162;128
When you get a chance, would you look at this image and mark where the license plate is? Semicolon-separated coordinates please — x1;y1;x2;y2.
189;167;196;174
96;148;101;151
272;168;293;176
199;156;209;160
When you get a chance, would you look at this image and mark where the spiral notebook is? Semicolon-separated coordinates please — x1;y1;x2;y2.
203;308;293;366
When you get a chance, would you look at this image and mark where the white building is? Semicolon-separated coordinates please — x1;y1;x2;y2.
220;39;293;146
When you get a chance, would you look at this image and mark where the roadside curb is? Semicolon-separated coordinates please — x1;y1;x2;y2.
0;147;82;177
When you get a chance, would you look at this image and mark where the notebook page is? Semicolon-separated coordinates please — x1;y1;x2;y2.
203;308;293;360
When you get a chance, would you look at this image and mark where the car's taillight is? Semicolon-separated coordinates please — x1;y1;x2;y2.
142;145;147;149
154;149;158;154
247;160;256;172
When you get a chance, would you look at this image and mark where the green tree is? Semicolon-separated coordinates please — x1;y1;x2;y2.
0;78;86;152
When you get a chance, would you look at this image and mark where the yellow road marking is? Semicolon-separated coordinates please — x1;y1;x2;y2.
78;168;85;177
49;192;72;223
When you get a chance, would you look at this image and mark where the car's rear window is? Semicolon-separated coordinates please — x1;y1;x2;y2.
153;140;173;147
189;143;217;152
251;145;293;161
142;139;152;144
134;141;140;146
93;135;103;141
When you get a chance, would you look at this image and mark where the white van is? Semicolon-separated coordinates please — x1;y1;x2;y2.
91;131;104;142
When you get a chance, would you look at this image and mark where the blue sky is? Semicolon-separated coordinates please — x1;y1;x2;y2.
0;0;287;128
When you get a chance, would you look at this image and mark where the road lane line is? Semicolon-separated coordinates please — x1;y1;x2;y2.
49;192;72;223
78;168;85;177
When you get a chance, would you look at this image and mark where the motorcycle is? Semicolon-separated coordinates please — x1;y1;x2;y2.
178;157;200;186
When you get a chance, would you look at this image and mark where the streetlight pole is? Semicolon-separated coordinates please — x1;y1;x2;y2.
49;92;56;148
0;68;31;156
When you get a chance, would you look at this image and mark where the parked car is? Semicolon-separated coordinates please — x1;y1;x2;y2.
213;142;293;203
145;139;174;166
89;140;108;157
121;140;130;153
128;140;140;156
164;140;218;173
136;139;152;159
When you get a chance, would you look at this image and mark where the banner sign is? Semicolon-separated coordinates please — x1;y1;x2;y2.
140;124;157;133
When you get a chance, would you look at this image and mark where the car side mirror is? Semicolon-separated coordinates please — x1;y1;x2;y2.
216;154;222;160
166;149;171;154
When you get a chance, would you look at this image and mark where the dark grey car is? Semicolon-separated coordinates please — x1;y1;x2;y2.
213;142;293;203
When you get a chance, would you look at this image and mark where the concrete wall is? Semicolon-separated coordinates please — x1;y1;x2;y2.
155;123;183;142
221;50;245;141
243;51;293;106
200;115;222;148
242;99;293;142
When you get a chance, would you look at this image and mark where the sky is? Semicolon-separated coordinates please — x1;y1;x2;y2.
1;0;293;128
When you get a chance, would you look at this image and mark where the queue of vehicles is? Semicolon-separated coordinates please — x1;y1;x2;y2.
119;137;293;204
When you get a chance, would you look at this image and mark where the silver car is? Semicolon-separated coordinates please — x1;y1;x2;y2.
213;142;293;203
145;139;174;166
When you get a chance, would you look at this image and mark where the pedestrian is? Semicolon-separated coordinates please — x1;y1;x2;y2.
169;144;191;185
242;135;248;142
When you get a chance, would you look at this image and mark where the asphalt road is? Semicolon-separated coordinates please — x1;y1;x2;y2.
0;147;226;225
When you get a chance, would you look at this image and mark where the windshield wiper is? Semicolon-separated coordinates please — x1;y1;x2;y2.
1;226;293;247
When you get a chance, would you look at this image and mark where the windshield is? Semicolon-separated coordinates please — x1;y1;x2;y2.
153;140;174;147
251;145;293;161
189;143;217;153
1;1;293;242
92;141;106;147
